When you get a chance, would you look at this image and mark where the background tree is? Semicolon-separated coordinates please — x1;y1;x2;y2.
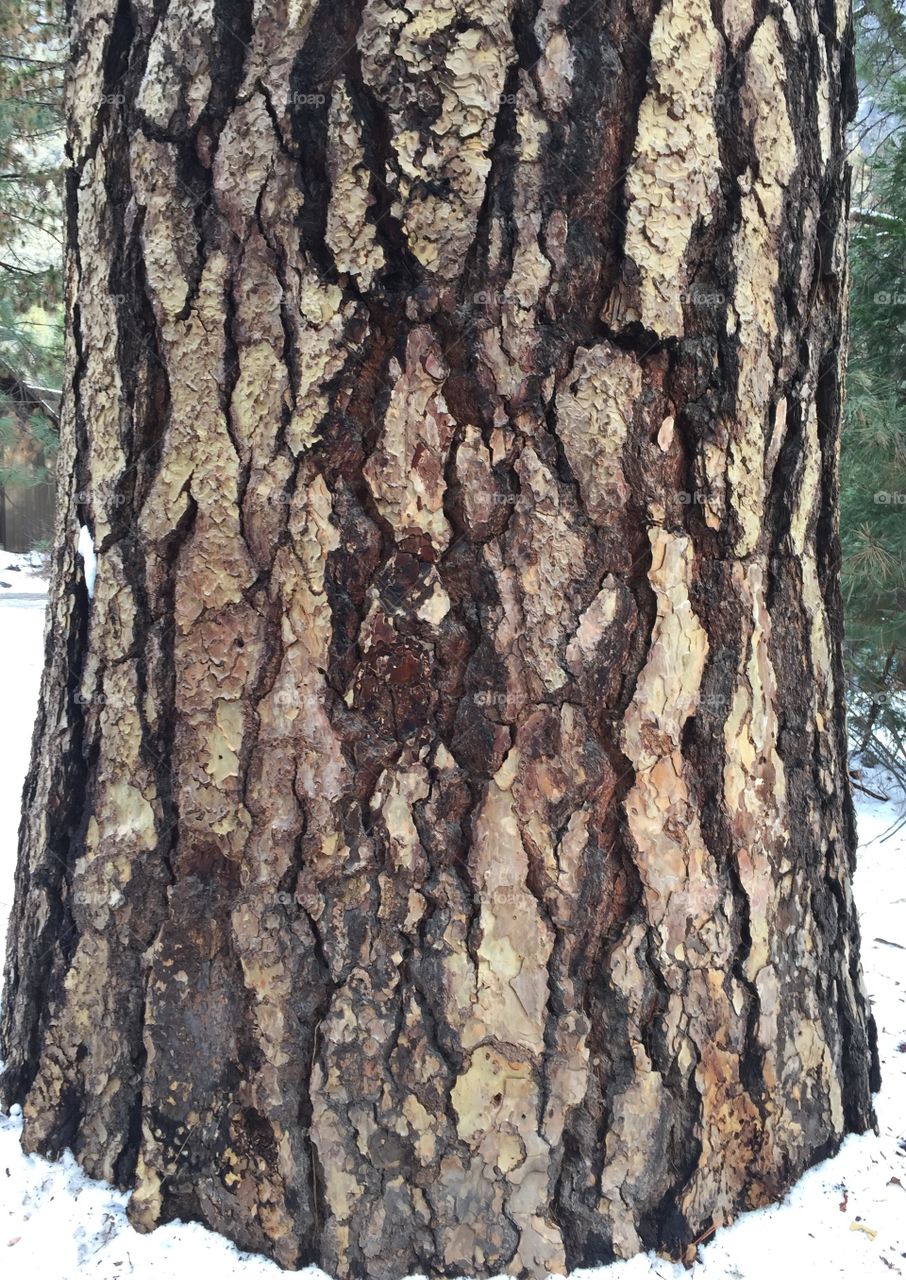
843;0;906;801
0;0;63;502
0;3;879;1279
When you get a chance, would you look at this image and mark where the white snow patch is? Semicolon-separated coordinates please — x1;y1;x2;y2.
0;590;904;1279
0;550;50;600
76;524;96;598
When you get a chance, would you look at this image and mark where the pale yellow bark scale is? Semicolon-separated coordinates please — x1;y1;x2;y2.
600;1041;667;1256
613;529;771;1246
451;1046;566;1272
618;0;721;337
721;557;789;1137
726;18;798;555
793;404;835;766
359;0;515;279
136;0;215;129
465;773;553;1052
621;531;727;981
326;84;386;289
289;284;358;455
66;0;113;164
77;153;126;544
364;328;457;552
722;0;756;51
534;2;574;114
555;344;639;524
499;445;588;693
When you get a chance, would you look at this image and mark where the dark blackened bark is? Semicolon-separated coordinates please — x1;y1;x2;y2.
1;0;878;1276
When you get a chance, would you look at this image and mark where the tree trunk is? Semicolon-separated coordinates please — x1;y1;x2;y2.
1;1;879;1276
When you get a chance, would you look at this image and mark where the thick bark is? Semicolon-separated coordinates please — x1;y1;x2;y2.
1;0;878;1276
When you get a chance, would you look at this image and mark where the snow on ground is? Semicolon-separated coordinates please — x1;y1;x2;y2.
0;550;51;601
0;586;904;1280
